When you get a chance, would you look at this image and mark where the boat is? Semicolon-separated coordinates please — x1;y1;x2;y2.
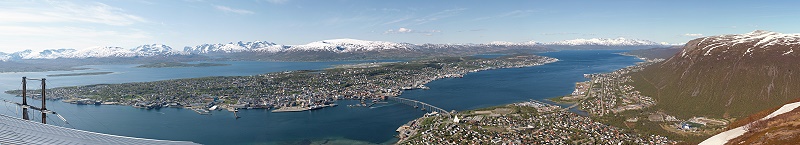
192;108;211;115
209;105;218;111
308;105;324;110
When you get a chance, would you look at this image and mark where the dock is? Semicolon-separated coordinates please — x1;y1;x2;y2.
192;108;211;115
271;106;308;113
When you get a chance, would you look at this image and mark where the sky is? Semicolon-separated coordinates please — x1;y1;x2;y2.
0;0;799;53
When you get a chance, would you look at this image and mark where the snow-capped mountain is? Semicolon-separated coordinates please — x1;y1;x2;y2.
679;30;799;58
0;37;668;61
0;52;8;61
637;30;800;124
287;39;414;52
488;41;542;46
185;39;415;54
131;44;184;56
8;50;32;60
544;37;663;46
1;44;187;60
184;41;285;53
484;38;667;50
29;48;77;59
67;46;131;58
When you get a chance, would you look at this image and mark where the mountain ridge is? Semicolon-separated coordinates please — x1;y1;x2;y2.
546;37;665;46
629;30;800;120
1;37;670;61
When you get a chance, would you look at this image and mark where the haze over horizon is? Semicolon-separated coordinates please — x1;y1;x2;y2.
1;0;798;53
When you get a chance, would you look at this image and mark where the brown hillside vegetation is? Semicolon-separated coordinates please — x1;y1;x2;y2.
628;30;800;120
726;107;800;145
727;98;800;130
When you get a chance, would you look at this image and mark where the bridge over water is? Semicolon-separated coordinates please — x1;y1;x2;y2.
387;97;451;116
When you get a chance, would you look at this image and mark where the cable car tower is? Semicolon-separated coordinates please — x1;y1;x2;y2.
4;77;68;125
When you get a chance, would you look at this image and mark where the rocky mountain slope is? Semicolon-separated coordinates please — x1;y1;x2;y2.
628;30;800;119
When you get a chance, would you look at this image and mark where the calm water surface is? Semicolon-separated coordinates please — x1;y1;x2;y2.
0;50;639;144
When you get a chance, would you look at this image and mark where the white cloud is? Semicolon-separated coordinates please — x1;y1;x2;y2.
377;8;465;26
0;1;153;52
684;33;703;37
384;27;440;35
398;27;412;33
0;1;147;26
413;8;466;25
382;16;413;25
0;26;152;52
385;27;413;34
214;5;255;15
0;26;147;38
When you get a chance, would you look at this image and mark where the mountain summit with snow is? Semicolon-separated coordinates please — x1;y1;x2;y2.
488;41;542;46
183;41;285;53
0;44;187;61
543;37;667;49
288;39;414;52
0;37;670;61
679;30;799;58
630;30;800;125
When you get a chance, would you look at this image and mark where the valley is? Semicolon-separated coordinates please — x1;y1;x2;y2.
564;30;800;144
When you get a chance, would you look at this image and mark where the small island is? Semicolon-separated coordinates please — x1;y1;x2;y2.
47;72;114;77
136;62;230;68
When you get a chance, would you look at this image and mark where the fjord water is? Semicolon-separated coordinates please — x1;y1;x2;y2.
402;50;642;111
0;50;640;144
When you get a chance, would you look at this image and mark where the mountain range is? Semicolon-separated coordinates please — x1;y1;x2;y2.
1;44;186;61
0;38;670;61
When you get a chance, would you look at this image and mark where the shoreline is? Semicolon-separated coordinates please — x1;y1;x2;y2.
6;54;559;113
3;54;560;144
393;51;673;144
47;72;114;77
0;50;656;144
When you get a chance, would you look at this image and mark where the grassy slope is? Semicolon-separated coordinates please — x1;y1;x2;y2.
630;55;800;120
622;46;682;60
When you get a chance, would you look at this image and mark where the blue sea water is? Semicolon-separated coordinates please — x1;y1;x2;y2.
0;50;640;144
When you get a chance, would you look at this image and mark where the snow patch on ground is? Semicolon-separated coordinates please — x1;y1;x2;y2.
700;101;800;145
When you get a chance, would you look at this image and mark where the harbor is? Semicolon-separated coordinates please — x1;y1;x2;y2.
6;54;557;117
192;108;211;115
0;50;643;144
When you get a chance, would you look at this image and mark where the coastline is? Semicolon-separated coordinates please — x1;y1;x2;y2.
6;54;559;114
0;50;661;144
47;72;114;77
393;51;674;144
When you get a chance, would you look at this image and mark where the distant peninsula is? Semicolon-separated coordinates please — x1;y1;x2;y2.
47;72;114;77
136;62;230;68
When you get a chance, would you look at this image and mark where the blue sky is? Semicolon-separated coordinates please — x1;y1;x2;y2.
0;0;798;52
